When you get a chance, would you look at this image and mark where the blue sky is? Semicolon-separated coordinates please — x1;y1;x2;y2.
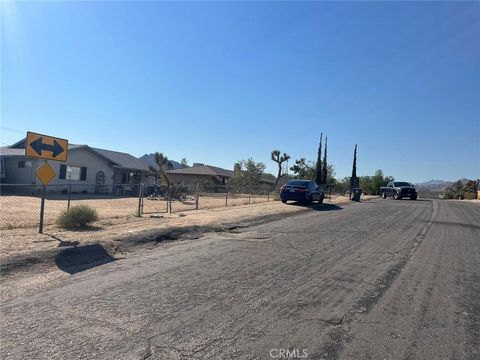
1;1;479;182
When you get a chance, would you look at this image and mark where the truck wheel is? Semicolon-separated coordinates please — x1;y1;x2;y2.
318;195;324;204
410;195;417;200
307;195;313;205
393;193;401;200
382;192;387;199
281;199;287;203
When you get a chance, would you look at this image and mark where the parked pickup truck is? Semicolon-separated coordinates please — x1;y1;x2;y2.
380;181;417;200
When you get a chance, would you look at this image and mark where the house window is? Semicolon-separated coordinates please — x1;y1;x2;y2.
121;172;134;184
18;160;32;168
66;166;81;180
59;165;87;181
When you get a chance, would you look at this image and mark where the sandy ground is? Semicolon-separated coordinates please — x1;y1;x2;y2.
0;195;366;259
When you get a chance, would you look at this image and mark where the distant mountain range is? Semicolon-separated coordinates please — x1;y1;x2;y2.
415;178;470;192
139;154;185;170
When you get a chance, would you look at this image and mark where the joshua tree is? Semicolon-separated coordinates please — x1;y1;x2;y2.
149;152;172;187
315;133;323;185
271;150;290;190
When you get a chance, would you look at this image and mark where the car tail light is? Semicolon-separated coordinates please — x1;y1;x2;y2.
280;186;286;192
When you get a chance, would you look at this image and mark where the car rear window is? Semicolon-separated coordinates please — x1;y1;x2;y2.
286;181;310;187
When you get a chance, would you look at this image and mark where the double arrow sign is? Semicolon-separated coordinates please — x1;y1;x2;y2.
30;137;65;158
24;131;70;234
25;132;69;162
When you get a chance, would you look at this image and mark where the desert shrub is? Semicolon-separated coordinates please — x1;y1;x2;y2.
464;192;476;200
57;205;98;229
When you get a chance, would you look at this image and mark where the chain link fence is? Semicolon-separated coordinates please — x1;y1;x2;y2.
142;183;275;214
0;184;144;230
0;183;278;230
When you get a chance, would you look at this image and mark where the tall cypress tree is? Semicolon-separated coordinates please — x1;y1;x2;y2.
322;136;328;185
351;144;357;178
315;133;323;185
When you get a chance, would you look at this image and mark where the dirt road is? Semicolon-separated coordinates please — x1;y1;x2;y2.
1;199;479;359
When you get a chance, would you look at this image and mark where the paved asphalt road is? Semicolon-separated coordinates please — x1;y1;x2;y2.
1;199;479;359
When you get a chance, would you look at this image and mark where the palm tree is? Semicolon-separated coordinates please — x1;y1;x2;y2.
149;152;172;187
271;150;291;190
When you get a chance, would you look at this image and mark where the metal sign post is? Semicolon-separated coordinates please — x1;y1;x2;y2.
39;186;46;234
35;162;57;234
137;183;144;217
225;185;228;207
195;183;199;210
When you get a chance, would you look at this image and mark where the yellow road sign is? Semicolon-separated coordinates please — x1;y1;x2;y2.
25;132;68;162
36;161;56;186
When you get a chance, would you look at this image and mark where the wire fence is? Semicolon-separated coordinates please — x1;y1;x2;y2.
0;183;278;230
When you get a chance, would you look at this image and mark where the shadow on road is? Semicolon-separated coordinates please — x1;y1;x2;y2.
54;244;116;274
288;202;343;211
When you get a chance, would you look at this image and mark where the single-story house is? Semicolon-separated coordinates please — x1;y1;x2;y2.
0;138;152;194
166;164;276;188
260;173;276;186
166;165;234;186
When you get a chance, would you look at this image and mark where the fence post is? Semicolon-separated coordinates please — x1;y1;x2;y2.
67;184;72;211
267;192;269;202
225;185;228;207
248;187;251;204
39;186;46;234
137;183;143;217
195;183;199;210
168;186;172;214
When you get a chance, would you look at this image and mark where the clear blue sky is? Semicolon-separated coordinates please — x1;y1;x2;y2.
1;1;479;183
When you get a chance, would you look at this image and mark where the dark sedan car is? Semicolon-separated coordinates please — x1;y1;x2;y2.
280;180;324;204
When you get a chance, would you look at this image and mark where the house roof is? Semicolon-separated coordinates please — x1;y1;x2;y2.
1;139;150;172
0;147;25;156
166;165;234;178
260;173;276;184
166;165;276;184
89;147;150;171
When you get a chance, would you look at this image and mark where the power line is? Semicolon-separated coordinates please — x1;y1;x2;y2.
0;126;25;134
